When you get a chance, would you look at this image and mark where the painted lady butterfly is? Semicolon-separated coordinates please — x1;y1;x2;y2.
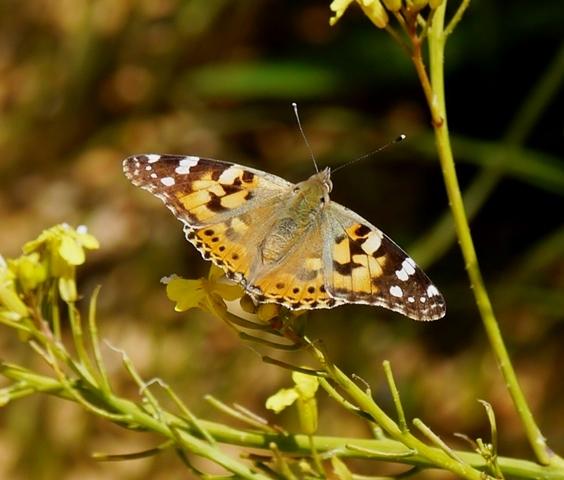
123;154;446;321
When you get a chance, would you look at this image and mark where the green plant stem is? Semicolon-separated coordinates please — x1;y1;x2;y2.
3;366;564;480
382;361;408;434
308;347;485;480
411;41;564;267
424;2;561;467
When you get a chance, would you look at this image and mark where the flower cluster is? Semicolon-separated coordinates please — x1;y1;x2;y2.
0;224;99;322
330;0;444;28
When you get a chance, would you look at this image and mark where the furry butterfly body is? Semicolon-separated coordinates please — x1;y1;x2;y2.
124;154;446;321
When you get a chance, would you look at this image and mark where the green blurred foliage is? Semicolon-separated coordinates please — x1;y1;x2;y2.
0;1;562;478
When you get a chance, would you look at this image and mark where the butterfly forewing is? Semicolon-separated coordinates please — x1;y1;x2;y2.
123;154;292;285
124;154;446;321
123;154;291;226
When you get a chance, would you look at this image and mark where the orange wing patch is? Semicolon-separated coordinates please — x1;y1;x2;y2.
186;220;253;282
330;223;386;301
249;255;336;310
174;167;257;223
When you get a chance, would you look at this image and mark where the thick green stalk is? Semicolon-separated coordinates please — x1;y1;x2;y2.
4;365;564;479
411;41;564;267
425;1;560;467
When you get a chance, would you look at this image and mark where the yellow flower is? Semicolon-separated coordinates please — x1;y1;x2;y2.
266;371;319;435
329;0;354;26
330;0;389;29
23;224;99;268
8;253;47;293
22;224;99;301
0;256;28;319
164;265;244;318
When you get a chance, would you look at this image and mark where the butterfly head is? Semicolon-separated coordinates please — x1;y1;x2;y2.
293;167;332;208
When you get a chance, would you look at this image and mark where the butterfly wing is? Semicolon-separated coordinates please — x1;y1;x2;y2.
246;219;339;310
322;202;446;321
123;154;292;283
124;154;446;320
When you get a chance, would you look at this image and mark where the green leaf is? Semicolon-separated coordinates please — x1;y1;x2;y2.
182;62;340;99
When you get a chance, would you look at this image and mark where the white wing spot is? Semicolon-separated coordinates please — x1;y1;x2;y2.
427;285;440;297
147;154;160;163
407;296;415;303
395;258;416;282
219;167;242;184
160;177;175;186
150;173;157;179
145;165;152;171
390;285;403;298
420;296;427;303
396;269;409;281
402;258;416;275
361;231;382;255
175;156;199;174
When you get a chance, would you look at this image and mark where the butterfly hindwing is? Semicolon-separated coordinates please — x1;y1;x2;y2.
188;206;281;285
246;220;338;310
324;203;446;321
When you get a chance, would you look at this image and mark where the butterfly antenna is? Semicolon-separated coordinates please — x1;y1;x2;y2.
332;134;406;174
292;102;319;173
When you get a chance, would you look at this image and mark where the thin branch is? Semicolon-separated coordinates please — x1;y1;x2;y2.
445;0;471;37
382;361;408;434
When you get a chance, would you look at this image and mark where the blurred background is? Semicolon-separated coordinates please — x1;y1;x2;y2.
0;0;563;478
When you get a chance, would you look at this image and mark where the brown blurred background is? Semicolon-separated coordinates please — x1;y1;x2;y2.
0;1;563;478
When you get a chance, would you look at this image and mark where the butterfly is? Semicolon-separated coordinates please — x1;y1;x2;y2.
123;154;446;321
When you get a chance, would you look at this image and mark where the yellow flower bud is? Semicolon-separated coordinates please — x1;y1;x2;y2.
0;284;28;318
359;0;389;29
239;294;257;314
429;0;443;8
329;0;354;26
257;303;280;322
382;0;402;12
409;0;428;11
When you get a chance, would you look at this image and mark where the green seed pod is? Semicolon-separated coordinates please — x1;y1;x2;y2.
429;0;444;8
296;395;318;435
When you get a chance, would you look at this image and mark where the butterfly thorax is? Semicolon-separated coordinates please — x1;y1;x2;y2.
259;168;332;265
